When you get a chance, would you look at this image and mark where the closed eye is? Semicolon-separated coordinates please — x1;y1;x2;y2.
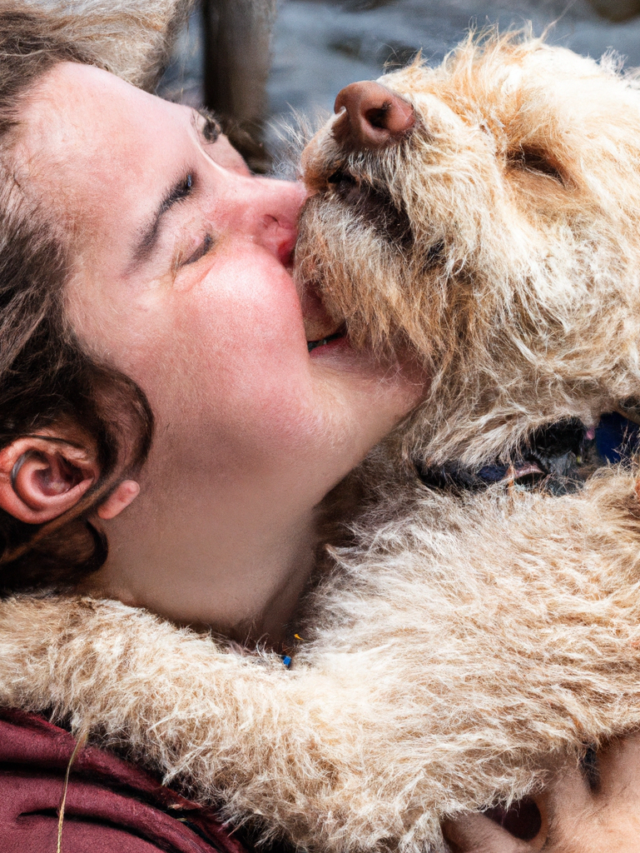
131;173;195;270
506;145;565;184
173;172;194;202
183;233;216;266
195;108;221;145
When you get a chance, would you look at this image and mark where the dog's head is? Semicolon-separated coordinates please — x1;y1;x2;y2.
296;34;640;465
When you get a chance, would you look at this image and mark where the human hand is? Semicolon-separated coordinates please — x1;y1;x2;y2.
443;735;640;852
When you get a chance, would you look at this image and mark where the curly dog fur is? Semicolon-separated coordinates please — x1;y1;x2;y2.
297;34;640;468
4;470;640;853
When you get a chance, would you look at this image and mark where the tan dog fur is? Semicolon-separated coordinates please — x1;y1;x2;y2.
297;33;640;468
1;19;640;853
4;469;640;853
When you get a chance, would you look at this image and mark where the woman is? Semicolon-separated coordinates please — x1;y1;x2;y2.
0;10;421;632
0;5;636;853
0;6;423;851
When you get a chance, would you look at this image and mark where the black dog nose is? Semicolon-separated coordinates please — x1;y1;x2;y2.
333;81;415;149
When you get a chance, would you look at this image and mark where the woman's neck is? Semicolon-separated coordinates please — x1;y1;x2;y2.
80;474;319;646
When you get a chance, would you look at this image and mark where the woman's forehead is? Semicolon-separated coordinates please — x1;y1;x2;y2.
20;63;153;168
16;62;192;247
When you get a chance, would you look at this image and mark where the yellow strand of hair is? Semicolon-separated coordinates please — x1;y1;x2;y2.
56;729;89;853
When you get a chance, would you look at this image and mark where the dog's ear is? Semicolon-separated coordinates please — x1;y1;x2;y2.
19;0;195;90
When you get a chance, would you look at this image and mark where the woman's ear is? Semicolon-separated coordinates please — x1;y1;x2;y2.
0;435;99;524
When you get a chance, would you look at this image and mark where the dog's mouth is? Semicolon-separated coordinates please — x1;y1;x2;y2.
325;167;412;247
299;278;347;352
306;326;347;352
296;163;412;351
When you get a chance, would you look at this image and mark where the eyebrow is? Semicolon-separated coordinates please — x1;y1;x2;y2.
130;173;193;269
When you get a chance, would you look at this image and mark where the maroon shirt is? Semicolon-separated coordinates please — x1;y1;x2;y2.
0;708;247;853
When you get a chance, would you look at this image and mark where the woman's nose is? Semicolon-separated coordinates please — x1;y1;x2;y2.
332;81;415;149
239;178;307;265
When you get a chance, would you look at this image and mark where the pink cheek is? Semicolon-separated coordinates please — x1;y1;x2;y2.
189;251;306;353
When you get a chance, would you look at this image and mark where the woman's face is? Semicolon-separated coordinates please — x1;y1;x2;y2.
15;63;424;631
18;62;422;499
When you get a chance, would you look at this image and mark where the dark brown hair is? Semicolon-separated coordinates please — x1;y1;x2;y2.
0;9;154;594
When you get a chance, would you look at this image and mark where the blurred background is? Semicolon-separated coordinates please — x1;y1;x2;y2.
157;0;640;170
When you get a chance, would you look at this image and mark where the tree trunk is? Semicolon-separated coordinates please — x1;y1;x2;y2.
202;0;277;172
586;0;640;22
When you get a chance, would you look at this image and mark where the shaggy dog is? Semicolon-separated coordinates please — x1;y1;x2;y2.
296;34;640;469
3;14;640;853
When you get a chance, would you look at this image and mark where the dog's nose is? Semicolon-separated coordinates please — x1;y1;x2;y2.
333;81;415;149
